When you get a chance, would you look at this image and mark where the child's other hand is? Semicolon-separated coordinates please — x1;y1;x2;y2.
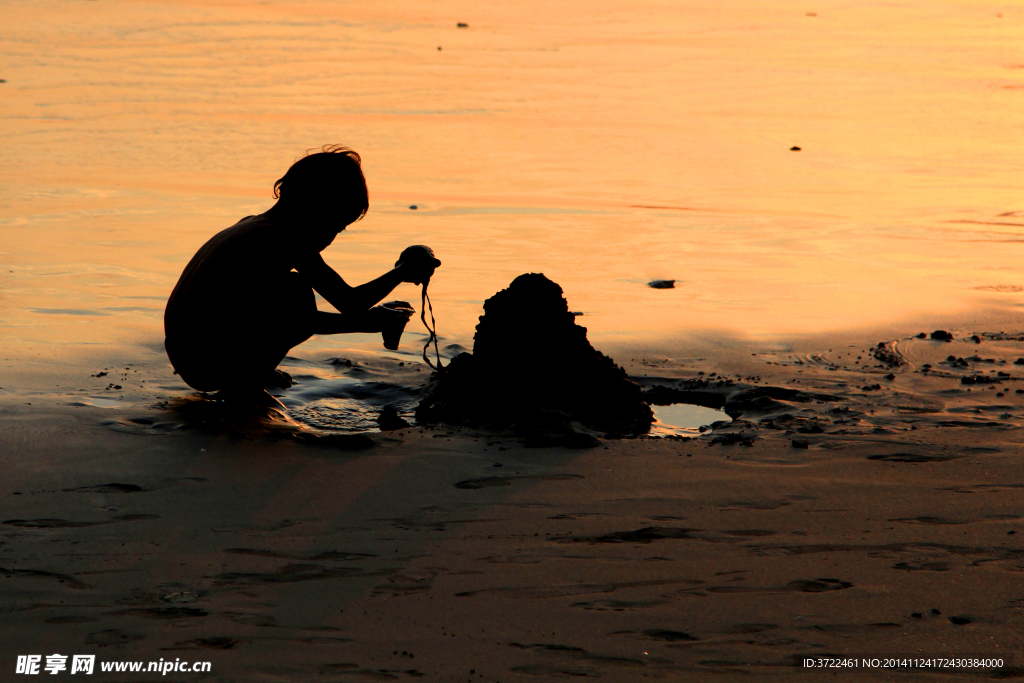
395;245;441;285
398;261;436;285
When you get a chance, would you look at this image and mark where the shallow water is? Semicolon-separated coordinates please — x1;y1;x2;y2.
3;0;1024;387
651;403;729;436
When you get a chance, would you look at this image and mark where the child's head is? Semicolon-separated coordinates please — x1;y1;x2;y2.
273;145;369;230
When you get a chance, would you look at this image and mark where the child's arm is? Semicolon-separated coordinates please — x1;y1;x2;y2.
295;253;419;316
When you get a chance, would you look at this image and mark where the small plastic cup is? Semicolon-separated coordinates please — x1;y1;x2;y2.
378;301;415;350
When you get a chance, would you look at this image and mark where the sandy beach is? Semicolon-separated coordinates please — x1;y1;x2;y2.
4;324;1024;680
4;0;1024;679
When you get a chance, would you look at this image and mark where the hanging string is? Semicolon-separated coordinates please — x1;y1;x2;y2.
395;246;444;372
420;281;444;371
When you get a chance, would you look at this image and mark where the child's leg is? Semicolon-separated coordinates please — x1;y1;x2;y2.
228;271;317;389
167;271;317;393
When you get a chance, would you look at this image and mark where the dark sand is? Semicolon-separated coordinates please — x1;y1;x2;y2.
3;330;1024;681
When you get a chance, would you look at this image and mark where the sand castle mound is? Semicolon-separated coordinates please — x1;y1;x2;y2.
415;273;653;435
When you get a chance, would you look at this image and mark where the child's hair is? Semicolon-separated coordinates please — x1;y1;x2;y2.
273;145;369;225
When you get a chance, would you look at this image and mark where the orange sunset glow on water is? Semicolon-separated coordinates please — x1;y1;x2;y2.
3;0;1024;366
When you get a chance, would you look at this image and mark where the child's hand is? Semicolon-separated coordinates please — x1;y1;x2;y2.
400;263;435;285
395;245;441;285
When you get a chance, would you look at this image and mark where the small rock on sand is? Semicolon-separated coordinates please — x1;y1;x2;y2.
378;405;411;431
648;280;675;289
930;330;953;341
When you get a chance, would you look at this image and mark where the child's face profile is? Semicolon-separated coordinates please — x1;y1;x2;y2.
281;202;358;252
308;217;354;252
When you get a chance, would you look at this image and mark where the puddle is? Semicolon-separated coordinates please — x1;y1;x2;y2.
68;396;129;408
651;403;729;436
278;376;418;433
287;399;383;433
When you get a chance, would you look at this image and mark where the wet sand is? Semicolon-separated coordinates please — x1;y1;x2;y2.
3;327;1024;681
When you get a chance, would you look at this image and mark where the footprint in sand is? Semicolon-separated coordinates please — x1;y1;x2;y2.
223;547;376;561
704;578;853;594
107;607;208;619
721;623;778;634
892;561;950;572
0;567;92;590
62;478;206;493
166;637;239;651
868;453;958;462
638;629;699;642
3;514;158;528
46;616;98;624
84;629;143;646
211;563;390;587
454;474;584;489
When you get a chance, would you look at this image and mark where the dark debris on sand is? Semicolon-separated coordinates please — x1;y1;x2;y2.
415;273;653;437
377;405;411;431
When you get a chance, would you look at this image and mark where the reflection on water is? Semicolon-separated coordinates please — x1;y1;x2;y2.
67;397;128;409
651;403;729;437
3;0;1024;390
276;356;421;432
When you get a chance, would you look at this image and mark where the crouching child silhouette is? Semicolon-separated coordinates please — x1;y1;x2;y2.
164;145;440;403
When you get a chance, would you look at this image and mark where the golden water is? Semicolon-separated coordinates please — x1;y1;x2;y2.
3;0;1024;379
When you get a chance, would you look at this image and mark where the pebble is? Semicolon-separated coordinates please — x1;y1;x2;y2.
647;280;675;289
790;146;801;151
930;330;953;341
